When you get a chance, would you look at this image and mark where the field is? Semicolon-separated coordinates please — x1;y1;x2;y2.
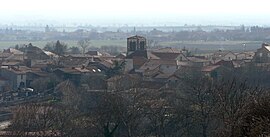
159;40;262;52
0;40;262;52
0;40;127;49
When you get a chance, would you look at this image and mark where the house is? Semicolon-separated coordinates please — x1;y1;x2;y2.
57;55;91;67
0;66;31;90
87;60;112;73
23;44;52;67
1;61;24;67
43;50;59;58
116;53;126;59
28;60;53;68
211;50;236;63
201;65;231;79
232;59;252;68
164;75;182;89
99;51;112;57
151;52;188;61
3;48;23;55
137;59;183;82
24;44;51;60
138;59;179;75
187;56;211;67
214;60;235;69
0;48;23;62
107;74;141;91
254;43;270;63
53;66;102;85
26;69;50;87
5;54;25;62
0;77;9;92
85;51;102;56
166;75;181;83
0;52;12;61
151;47;188;61
236;52;254;60
125;50;159;71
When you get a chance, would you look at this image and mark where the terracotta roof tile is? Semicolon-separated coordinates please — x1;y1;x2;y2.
201;65;221;72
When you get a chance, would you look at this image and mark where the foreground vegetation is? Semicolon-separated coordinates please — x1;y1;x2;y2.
6;65;270;137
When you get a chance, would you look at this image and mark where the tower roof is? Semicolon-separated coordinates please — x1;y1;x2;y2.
127;35;146;40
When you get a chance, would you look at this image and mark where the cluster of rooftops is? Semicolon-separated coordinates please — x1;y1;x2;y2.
0;35;266;91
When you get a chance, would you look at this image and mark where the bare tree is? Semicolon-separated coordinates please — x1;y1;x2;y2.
77;39;91;55
44;40;67;56
89;92;124;137
10;103;60;137
55;80;81;108
213;79;264;137
69;46;81;54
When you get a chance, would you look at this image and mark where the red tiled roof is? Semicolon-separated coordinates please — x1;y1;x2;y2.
187;56;210;62
2;66;31;74
153;47;181;53
201;65;221;72
142;59;178;67
151;52;184;60
133;57;148;69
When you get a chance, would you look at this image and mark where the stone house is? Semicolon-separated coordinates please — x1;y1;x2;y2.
53;66;103;85
254;43;270;63
211;50;237;63
0;66;30;90
107;74;141;91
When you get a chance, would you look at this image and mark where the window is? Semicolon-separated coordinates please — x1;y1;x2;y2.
129;41;136;51
259;53;263;57
21;75;23;79
139;41;145;50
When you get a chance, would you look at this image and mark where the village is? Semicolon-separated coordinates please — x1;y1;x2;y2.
0;34;269;136
0;35;266;103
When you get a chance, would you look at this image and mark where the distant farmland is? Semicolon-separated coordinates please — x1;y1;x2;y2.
0;40;127;49
0;40;262;52
159;41;262;52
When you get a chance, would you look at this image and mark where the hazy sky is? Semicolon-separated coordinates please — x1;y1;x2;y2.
0;0;269;26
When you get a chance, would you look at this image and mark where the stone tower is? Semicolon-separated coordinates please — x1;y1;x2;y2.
127;35;146;55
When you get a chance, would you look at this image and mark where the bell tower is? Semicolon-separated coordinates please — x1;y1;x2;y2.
127;35;146;55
